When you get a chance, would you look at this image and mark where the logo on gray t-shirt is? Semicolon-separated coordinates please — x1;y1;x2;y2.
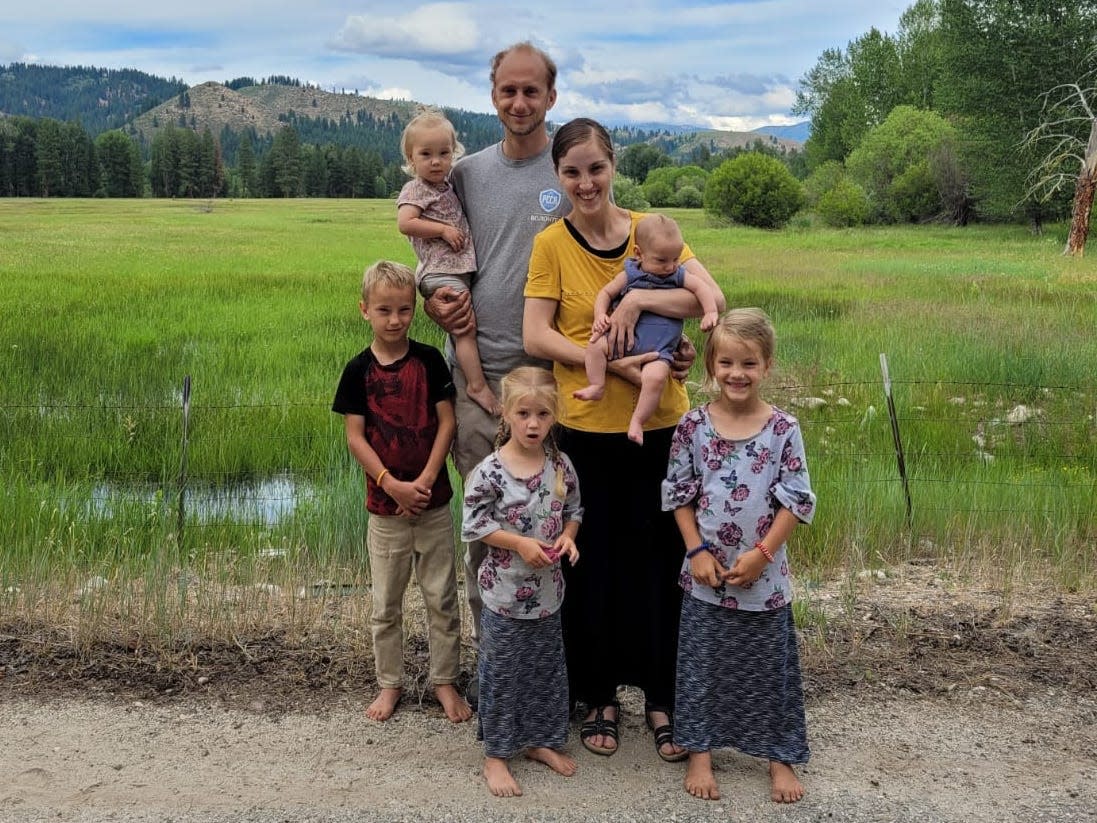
539;189;562;212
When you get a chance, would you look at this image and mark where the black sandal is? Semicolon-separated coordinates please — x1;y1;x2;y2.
645;703;688;763
580;701;620;756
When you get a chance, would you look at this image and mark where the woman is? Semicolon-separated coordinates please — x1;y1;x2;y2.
523;118;725;761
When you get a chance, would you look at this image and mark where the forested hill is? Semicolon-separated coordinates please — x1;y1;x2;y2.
1;62;798;166
0;64;186;134
128;81;512;164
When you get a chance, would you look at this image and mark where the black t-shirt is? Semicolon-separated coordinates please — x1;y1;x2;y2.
332;339;456;515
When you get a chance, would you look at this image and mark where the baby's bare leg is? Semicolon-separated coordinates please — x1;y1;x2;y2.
684;751;720;800
573;337;609;401
454;327;499;416
483;756;522;797
627;360;671;445
769;761;804;803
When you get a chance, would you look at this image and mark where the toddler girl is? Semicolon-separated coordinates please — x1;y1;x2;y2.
397;110;498;415
661;308;816;803
461;366;582;797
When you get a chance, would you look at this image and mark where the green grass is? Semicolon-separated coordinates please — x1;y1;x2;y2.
2;199;1095;641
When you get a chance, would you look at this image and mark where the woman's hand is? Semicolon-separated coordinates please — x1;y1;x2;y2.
603;292;642;358
606;351;659;387
424;286;475;336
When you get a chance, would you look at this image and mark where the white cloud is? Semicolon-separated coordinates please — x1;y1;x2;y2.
4;0;911;127
331;3;480;57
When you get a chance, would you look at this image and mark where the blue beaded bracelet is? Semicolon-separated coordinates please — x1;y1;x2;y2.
685;541;713;559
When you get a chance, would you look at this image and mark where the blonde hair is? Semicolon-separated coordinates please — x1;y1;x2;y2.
400;109;465;176
494;366;567;498
702;308;776;394
635;213;684;255
361;259;415;303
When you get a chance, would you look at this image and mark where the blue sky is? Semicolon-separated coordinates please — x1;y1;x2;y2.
0;1;909;130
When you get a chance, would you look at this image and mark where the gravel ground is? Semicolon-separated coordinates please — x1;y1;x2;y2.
2;565;1095;822
2;682;1095;822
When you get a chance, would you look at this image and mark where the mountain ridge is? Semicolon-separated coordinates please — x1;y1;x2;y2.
1;63;805;158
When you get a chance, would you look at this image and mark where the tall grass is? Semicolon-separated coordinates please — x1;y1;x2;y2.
2;199;1095;645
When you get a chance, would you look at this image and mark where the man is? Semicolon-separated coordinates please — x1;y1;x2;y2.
426;42;706;720
424;43;568;712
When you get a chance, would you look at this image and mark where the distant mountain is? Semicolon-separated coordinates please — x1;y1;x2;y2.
0;63;185;134
754;122;811;142
1;62;805;165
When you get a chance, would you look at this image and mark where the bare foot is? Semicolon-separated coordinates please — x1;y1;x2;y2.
684;751;720;800
573;384;605;401
483;756;522;797
627;420;645;445
467;383;501;416
581;704;618;754
434;684;472;723
364;687;401;721
769;761;804;803
526;747;577;777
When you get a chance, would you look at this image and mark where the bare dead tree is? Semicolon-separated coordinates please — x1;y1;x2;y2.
1023;63;1097;257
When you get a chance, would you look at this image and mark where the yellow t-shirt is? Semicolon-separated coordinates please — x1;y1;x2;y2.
525;211;693;434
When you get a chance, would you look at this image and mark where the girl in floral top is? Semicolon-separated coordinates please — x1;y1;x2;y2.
661;308;816;805
461;366;583;798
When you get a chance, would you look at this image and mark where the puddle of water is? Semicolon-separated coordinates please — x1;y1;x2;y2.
89;474;316;526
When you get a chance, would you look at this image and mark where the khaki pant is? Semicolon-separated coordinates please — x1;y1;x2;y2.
367;504;461;688
451;366;503;652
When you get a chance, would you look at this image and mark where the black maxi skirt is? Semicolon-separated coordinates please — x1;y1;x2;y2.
558;425;685;710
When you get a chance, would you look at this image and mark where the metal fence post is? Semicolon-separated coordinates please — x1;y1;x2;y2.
177;375;191;546
879;354;913;529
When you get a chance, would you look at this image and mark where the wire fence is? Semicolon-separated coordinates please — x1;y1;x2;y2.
2;364;1095;559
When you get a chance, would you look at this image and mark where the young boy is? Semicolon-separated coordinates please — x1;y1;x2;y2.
332;260;471;724
573;213;720;445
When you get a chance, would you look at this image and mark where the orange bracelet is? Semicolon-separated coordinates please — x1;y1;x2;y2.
375;468;390;487
754;541;774;562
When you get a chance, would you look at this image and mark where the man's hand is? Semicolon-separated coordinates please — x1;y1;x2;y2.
423;286;475;337
670;335;697;382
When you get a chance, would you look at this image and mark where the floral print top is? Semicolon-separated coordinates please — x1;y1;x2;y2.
661;404;816;612
461;450;583;620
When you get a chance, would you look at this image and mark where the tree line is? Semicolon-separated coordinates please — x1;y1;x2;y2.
0;116;409;199
790;0;1097;230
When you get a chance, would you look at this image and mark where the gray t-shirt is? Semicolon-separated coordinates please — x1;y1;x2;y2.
449;141;571;380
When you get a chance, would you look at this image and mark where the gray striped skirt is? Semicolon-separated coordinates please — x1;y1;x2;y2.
673;596;809;764
478;607;570;758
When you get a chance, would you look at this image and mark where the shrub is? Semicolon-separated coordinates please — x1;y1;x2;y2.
643;179;675;207
816;178;871;227
613;175;650;211
846;105;959;223
802;160;847;209
703;152;804;228
675;185;703;208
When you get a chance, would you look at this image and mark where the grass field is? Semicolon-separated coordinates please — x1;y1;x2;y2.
2;198;1094;641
